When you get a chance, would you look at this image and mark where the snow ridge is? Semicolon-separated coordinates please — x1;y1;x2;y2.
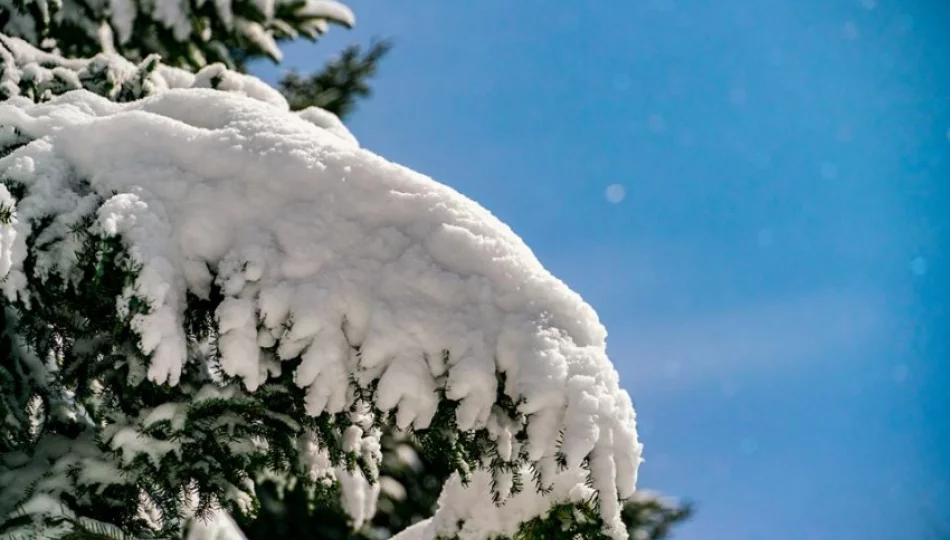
0;84;641;538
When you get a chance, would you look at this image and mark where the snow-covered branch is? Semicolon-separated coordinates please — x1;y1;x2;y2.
0;0;354;69
0;35;642;540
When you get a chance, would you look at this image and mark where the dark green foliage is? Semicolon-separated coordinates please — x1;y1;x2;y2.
0;8;690;537
240;426;693;540
1;504;153;540
0;42;374;538
239;428;452;540
0;34;166;104
237;475;354;540
1;0;390;121
622;495;693;540
0;144;373;537
0;0;354;71
369;432;450;534
278;39;391;116
0;46;650;539
505;500;611;540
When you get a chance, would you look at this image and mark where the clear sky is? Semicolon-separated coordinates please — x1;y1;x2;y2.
253;1;948;538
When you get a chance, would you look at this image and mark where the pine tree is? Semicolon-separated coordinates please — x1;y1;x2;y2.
278;39;391;116
239;428;692;540
0;35;646;540
621;492;692;540
0;0;355;70
0;4;690;539
0;0;390;119
237;429;450;540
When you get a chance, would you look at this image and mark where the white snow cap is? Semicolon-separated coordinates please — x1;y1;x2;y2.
0;86;640;538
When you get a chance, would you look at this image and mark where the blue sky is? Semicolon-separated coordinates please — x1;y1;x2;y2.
253;1;948;538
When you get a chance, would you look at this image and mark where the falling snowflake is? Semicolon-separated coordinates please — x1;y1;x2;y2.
605;184;627;203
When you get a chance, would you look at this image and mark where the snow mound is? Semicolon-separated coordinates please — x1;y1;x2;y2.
0;87;640;537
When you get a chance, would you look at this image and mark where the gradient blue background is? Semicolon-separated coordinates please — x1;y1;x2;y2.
253;1;949;538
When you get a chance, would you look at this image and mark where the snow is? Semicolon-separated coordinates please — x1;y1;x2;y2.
337;466;381;529
252;0;276;20
391;518;432;540
142;402;186;430
0;34;289;109
234;19;282;61
0;43;641;539
215;0;236;28
108;426;182;467
379;476;407;501
395;467;614;540
300;0;356;27
152;0;194;42
394;443;423;472
298;434;381;528
186;510;248;540
0;0;355;65
110;0;137;44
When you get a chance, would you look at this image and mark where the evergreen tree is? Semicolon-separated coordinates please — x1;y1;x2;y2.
237;429;450;540
0;35;647;540
240;428;693;540
621;492;692;540
0;4;692;539
0;0;355;70
0;0;390;119
278;39;391;116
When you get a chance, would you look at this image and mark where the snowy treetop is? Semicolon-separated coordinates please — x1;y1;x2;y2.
0;0;354;69
0;34;285;106
0;35;642;539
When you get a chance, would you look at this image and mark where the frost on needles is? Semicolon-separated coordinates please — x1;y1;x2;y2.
0;0;354;70
0;35;643;540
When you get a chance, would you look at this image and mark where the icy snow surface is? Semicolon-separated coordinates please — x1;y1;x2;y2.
0;85;640;538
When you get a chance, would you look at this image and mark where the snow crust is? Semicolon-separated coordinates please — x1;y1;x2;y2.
0;83;641;537
186;510;249;540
